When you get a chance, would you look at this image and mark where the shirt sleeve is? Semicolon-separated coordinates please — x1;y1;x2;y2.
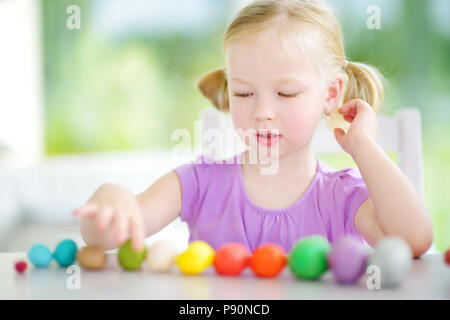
172;154;211;224
173;159;200;224
333;167;371;240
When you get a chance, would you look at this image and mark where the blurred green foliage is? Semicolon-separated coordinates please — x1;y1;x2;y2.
42;0;449;252
42;0;226;154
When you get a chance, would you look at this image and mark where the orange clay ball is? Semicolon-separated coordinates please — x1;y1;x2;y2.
213;242;250;276
445;249;450;265
249;244;287;278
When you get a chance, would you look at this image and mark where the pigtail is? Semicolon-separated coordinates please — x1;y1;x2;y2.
342;61;385;113
197;68;230;112
326;61;385;131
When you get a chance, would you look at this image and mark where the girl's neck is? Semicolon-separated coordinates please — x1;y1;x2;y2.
240;146;317;184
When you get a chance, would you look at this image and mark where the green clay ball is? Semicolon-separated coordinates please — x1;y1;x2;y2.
53;239;78;267
288;235;331;280
118;240;147;270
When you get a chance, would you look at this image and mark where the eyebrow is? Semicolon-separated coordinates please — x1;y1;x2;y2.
230;77;305;85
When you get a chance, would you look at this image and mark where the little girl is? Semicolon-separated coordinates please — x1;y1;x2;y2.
73;0;433;258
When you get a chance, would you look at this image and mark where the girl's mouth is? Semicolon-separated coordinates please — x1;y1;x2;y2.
256;131;281;147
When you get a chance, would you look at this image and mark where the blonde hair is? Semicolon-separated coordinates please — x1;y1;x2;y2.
197;0;385;129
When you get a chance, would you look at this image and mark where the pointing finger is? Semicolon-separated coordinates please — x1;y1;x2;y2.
73;204;99;217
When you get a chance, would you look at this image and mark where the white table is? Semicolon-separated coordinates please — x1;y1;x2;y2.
1;253;449;300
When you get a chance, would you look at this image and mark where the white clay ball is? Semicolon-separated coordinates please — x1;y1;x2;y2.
146;240;178;272
368;236;412;287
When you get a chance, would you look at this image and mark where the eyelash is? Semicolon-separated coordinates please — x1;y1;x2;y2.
233;92;299;98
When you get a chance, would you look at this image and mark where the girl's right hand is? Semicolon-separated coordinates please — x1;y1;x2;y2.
72;183;145;251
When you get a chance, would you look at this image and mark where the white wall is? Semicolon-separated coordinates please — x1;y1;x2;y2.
0;150;193;252
0;0;44;168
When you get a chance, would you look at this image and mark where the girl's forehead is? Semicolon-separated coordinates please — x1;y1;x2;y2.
225;28;320;75
226;39;317;81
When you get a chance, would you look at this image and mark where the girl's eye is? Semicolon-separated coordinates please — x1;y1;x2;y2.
233;92;253;98
278;92;299;98
233;92;300;98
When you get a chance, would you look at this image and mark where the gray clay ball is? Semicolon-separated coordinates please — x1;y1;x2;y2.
368;236;412;287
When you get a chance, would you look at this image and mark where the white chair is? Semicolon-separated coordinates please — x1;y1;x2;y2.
199;107;424;200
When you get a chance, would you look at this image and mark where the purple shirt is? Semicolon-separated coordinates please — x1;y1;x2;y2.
173;151;370;253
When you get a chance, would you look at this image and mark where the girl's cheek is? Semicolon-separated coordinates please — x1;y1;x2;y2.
230;105;251;132
284;108;319;143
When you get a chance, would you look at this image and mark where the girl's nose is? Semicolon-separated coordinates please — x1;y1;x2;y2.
254;102;276;121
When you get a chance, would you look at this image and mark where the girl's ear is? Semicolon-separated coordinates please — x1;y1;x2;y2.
324;76;344;114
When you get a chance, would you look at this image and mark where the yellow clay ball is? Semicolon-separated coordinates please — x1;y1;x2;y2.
176;241;215;275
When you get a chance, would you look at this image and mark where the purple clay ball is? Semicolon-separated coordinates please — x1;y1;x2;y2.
327;235;369;285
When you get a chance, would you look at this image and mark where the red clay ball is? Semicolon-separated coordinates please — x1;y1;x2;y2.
445;249;450;265
213;243;250;276
249;244;287;278
15;261;27;273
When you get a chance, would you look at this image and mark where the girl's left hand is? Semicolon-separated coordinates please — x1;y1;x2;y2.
333;98;377;156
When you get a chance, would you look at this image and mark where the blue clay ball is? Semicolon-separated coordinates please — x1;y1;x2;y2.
53;239;78;267
28;243;53;268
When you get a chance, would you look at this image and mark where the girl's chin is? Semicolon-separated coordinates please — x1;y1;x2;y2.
244;146;282;161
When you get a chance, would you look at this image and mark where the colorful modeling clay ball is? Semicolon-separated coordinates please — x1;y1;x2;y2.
288;235;331;280
444;249;450;266
14;261;27;274
146;240;178;272
213;242;251;276
249;244;287;278
368;236;412;287
53;239;78;267
327;235;369;284
118;239;147;271
76;245;107;270
176;241;215;275
28;243;53;268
